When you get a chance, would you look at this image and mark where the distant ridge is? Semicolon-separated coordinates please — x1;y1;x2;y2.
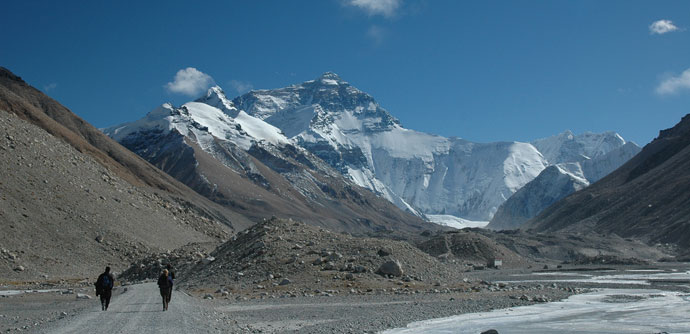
525;114;690;249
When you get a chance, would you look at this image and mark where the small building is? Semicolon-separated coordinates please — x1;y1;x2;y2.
488;259;502;268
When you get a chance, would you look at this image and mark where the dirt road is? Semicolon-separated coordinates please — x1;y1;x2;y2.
47;283;222;334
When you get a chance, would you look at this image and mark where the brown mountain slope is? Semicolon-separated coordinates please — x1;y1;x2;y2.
0;67;251;228
0;67;249;230
107;93;431;236
525;114;690;249
0;110;228;281
0;67;260;281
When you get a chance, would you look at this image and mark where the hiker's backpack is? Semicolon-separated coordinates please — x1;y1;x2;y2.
100;274;112;290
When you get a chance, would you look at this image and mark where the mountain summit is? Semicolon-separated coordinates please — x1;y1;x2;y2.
104;79;428;234
228;73;639;221
317;71;345;82
106;72;640;225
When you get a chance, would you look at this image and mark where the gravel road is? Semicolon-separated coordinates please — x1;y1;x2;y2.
47;283;222;334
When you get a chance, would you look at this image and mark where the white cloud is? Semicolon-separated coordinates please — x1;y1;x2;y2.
367;25;387;44
656;68;690;95
43;83;57;92
347;0;401;17
649;19;679;35
165;67;215;96
229;80;253;95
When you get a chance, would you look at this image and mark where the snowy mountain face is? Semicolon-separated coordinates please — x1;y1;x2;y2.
106;72;640;228
531;130;627;165
104;98;295;196
488;136;642;230
232;73;556;220
103;86;428;234
487;163;590;230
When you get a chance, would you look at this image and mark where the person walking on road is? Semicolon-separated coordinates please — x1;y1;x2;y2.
95;266;115;311
157;269;173;311
166;263;175;304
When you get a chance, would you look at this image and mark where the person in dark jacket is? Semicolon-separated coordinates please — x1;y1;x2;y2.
166;263;175;304
95;266;115;311
157;269;172;311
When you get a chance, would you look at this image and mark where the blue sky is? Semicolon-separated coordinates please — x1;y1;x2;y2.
2;0;689;145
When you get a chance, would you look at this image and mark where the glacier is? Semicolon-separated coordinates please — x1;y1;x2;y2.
230;72;638;221
106;72;640;226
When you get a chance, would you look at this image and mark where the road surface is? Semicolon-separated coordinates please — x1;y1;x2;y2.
48;283;223;333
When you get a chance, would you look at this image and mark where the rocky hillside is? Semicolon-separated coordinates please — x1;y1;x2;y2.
473;228;668;264
417;230;530;268
525;114;690;249
122;218;491;296
0;110;227;281
0;67;244;281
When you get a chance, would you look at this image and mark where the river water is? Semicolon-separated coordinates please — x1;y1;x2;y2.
382;269;690;334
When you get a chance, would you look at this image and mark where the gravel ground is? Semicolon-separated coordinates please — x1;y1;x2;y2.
4;263;689;333
204;287;574;333
0;283;97;333
0;275;575;333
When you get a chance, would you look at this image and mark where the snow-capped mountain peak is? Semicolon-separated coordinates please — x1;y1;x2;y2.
317;71;345;84
105;98;288;151
105;73;641;226
531;130;628;164
195;85;239;117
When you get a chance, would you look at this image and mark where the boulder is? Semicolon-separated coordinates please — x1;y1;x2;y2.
377;247;392;257
377;260;403;277
353;265;367;273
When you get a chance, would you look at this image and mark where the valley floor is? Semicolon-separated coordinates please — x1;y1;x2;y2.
3;263;689;333
2;279;570;333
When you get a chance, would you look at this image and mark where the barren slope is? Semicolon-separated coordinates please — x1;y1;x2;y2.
525;114;690;249
0;67;253;281
0;67;249;230
0;111;226;280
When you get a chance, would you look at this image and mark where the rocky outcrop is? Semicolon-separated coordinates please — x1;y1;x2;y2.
134;218;469;293
377;260;404;277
